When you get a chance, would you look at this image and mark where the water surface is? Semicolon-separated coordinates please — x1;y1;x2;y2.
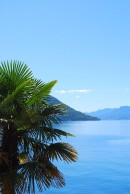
37;120;130;194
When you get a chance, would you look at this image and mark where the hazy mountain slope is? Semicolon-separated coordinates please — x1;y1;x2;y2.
86;106;130;120
47;96;99;121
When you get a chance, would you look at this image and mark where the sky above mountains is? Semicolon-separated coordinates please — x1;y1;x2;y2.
0;0;130;112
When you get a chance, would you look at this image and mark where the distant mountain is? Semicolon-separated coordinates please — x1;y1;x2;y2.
85;106;130;120
47;96;99;121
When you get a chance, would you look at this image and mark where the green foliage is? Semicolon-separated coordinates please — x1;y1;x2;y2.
0;61;78;194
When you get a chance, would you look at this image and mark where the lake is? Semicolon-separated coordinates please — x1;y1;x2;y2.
36;120;130;194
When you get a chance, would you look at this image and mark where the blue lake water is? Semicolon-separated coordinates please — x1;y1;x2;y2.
36;120;130;194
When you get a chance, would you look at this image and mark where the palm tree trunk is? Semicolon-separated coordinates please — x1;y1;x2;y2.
0;123;19;194
1;123;19;171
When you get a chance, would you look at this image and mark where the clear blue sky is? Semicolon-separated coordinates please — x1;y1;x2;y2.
0;0;130;112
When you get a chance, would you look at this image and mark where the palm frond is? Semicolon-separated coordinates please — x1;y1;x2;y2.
0;169;26;194
44;142;78;163
41;104;66;124
18;135;47;158
19;159;65;193
0;61;33;86
26;80;57;106
0;80;31;108
29;126;74;143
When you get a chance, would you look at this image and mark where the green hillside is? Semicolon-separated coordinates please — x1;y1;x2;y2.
47;96;99;121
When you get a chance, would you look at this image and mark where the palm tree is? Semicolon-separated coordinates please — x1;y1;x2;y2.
0;61;77;194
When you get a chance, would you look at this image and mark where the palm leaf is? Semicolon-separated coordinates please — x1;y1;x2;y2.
0;61;33;86
26;80;57;106
44;142;78;163
19;159;65;193
1;80;31;108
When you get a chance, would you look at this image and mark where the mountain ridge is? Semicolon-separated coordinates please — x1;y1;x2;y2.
85;106;130;120
47;96;99;121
